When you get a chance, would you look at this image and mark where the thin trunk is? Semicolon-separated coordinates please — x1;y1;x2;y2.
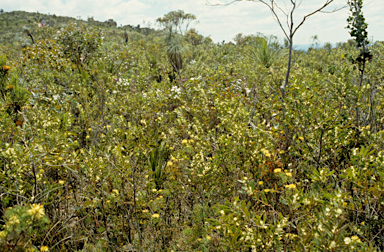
356;44;366;129
28;34;35;44
282;38;293;99
281;38;293;168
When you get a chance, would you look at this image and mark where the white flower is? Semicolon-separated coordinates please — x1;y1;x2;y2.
117;78;129;86
344;237;351;245
170;85;181;98
329;241;337;249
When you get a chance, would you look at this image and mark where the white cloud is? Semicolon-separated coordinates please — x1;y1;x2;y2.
2;0;383;44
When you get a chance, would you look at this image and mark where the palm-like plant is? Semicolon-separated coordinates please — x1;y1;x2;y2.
163;26;188;76
245;36;287;68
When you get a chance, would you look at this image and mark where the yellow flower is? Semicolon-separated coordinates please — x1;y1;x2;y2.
273;168;282;173
351;235;360;242
166;161;173;167
264;189;271;193
298;136;304;141
284;184;297;189
285;233;298;239
278;150;285;154
40;246;49;251
58;180;65;185
181;139;188;145
206;235;211;240
112;189;119;195
3;65;10;71
152;213;160;218
285;172;292;177
261;148;271;157
0;230;8;238
8;215;20;225
258;181;263;185
142;209;149;213
28;204;45;219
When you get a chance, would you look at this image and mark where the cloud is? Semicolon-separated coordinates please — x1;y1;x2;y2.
2;0;383;44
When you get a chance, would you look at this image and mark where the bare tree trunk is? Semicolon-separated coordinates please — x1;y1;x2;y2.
356;44;367;129
282;38;293;99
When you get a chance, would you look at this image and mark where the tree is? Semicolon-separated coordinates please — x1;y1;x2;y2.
346;0;373;129
185;28;204;46
209;0;344;168
57;23;103;71
157;11;194;79
210;0;343;99
164;26;187;77
156;10;197;35
346;0;372;87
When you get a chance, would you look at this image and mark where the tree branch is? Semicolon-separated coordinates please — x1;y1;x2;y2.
293;0;336;36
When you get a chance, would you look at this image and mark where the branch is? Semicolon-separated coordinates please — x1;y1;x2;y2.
206;0;240;6
292;0;337;36
259;0;289;39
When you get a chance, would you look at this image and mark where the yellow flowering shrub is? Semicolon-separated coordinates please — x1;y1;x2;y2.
0;13;383;251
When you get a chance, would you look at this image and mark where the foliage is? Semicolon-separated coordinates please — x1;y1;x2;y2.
243;34;287;68
346;0;372;77
0;205;50;251
0;10;384;252
56;24;103;69
156;10;197;35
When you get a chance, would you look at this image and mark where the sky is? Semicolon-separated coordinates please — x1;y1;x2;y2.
2;0;384;46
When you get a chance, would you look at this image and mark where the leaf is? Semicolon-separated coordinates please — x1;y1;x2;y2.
97;227;106;233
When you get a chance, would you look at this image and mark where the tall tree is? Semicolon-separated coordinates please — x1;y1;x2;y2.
156;10;197;35
157;11;195;78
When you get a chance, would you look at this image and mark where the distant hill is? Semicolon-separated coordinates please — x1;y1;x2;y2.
0;10;156;45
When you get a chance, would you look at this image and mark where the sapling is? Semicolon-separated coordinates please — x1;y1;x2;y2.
346;0;373;129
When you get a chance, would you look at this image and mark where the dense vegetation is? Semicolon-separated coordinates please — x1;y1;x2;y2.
0;8;384;252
